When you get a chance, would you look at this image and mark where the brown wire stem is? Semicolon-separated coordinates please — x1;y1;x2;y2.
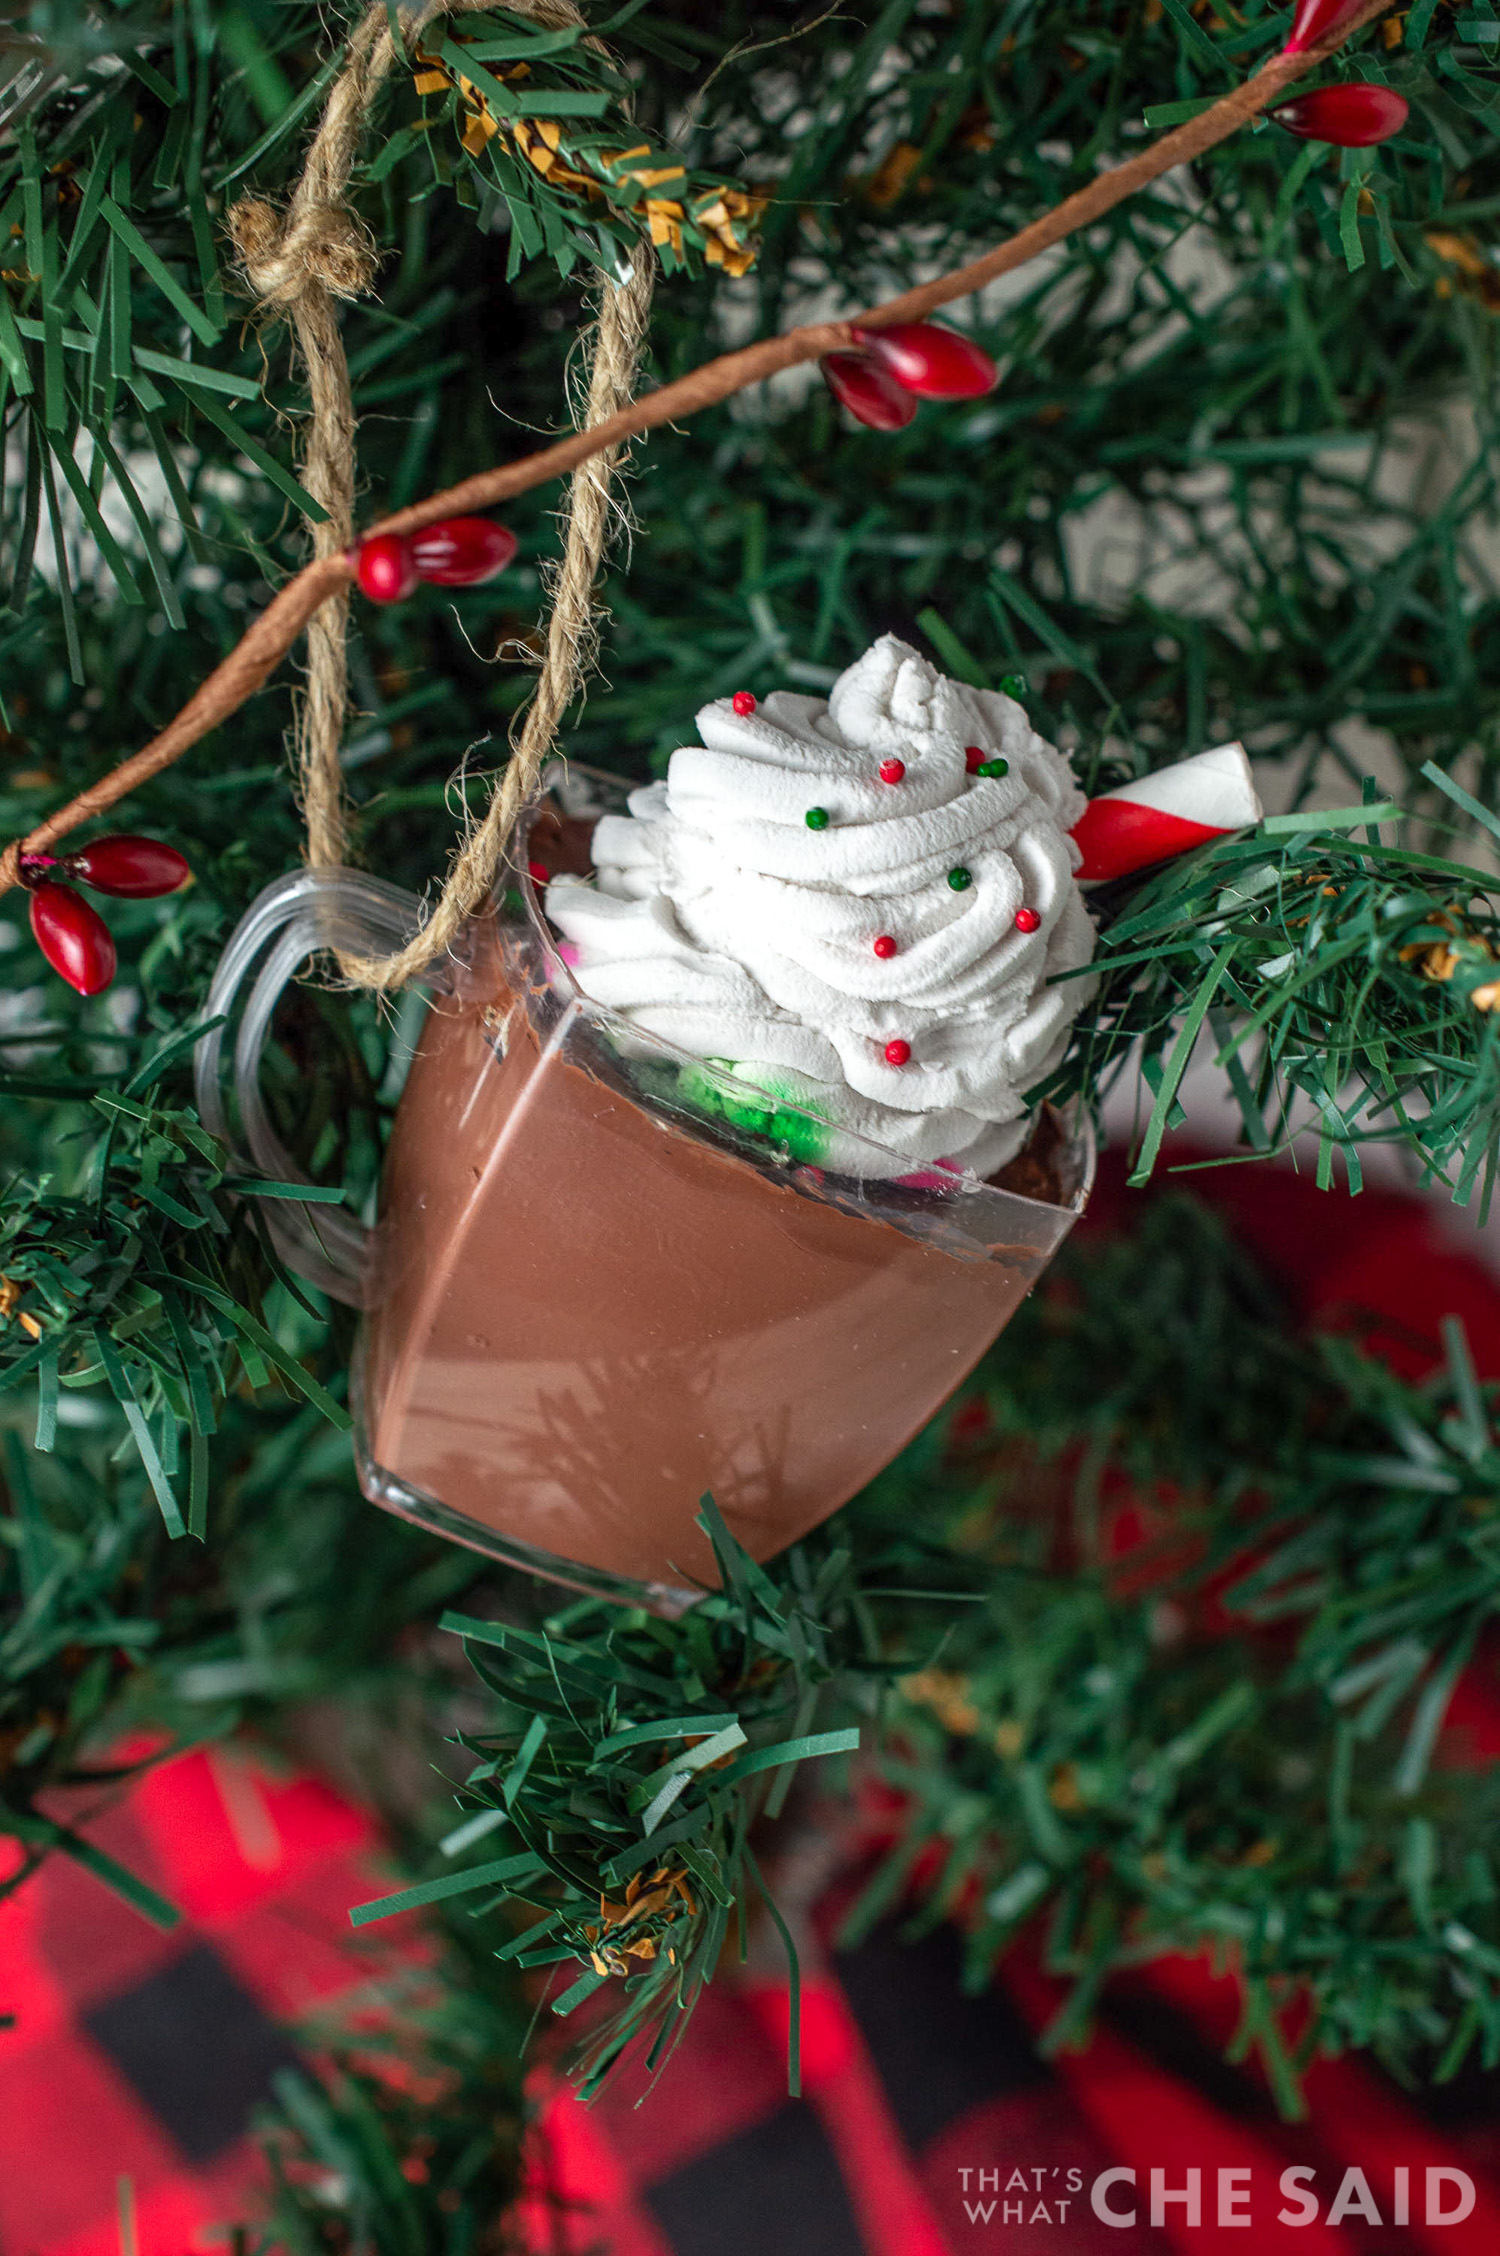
0;0;1389;900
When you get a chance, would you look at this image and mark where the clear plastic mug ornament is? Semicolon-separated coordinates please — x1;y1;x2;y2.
197;827;1090;1611
197;646;1137;1613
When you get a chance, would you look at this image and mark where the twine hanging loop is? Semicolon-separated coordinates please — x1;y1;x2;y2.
228;0;654;989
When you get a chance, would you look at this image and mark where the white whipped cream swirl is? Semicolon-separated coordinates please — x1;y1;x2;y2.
546;635;1097;1179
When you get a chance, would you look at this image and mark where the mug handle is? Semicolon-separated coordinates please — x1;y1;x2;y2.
194;866;443;1306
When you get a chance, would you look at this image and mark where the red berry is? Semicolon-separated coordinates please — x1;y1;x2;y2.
732;691;757;716
1271;84;1408;146
878;758;906;784
852;322;998;400
410;516;517;587
1282;0;1368;53
884;1038;912;1067
29;881;116;995
873;934;898;959
965;746;985;774
527;859;550;886
354;533;419;603
820;351;918;431
1014;907;1042;934
63;834;190;899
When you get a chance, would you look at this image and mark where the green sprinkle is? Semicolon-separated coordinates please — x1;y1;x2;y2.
947;866;973;891
677;1064;831;1164
1000;673;1027;698
978;758;1009;779
805;806;830;831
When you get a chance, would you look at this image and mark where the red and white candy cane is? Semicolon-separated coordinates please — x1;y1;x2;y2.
1069;743;1261;884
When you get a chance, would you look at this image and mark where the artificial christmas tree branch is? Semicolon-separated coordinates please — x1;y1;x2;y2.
7;0;1500;2166
347;1199;1500;2106
0;0;1391;911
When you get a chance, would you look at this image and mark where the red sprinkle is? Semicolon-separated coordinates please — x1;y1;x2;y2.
527;859;549;885
732;691;757;716
873;934;898;959
1015;907;1042;934
884;1038;912;1067
964;746;985;774
878;758;906;784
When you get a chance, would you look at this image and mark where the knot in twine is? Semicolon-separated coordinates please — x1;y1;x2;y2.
228;195;379;309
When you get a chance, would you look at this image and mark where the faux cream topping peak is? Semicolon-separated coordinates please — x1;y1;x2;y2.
546;636;1099;1180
